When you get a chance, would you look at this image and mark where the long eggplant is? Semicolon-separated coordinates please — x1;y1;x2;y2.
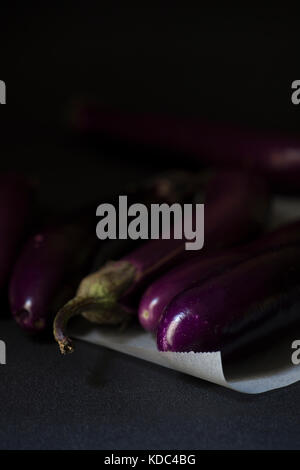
72;105;300;193
139;219;300;331
10;171;198;334
53;171;269;354
157;243;300;353
0;173;34;292
9;223;96;333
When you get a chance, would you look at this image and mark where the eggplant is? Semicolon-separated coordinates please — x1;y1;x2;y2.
72;105;300;193
0;173;34;292
53;171;269;354
11;170;198;334
139;219;300;332
157;243;300;353
9;223;96;333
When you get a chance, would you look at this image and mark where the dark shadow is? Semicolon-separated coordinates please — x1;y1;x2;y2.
85;348;112;388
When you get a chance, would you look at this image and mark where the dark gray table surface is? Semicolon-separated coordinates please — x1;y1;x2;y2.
1;313;300;450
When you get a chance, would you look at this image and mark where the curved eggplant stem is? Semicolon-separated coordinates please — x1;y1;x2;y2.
54;296;98;354
53;295;132;354
53;260;137;354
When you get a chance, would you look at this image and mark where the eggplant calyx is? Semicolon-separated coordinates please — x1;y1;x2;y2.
53;261;137;354
77;260;137;299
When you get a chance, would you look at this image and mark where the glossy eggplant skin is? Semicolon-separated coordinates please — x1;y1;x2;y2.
72;106;300;193
0;173;34;291
157;243;300;353
9;224;95;333
139;219;300;331
139;252;242;331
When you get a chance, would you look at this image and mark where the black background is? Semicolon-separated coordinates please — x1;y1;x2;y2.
0;5;300;450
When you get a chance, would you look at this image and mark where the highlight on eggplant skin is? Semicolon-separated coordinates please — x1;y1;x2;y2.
138;219;300;332
157;243;300;353
0;173;34;292
139;252;242;332
53;170;270;354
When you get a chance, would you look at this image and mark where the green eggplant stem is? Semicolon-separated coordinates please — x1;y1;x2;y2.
53;260;137;354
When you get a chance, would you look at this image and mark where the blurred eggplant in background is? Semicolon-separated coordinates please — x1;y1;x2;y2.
0;173;35;294
71;104;300;193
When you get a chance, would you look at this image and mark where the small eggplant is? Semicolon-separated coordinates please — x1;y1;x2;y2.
0;173;34;292
139;219;300;331
11;170;198;334
9;223;95;333
53;171;269;354
157;243;300;353
72;105;300;193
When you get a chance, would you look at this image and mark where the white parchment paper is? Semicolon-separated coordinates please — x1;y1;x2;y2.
71;197;300;394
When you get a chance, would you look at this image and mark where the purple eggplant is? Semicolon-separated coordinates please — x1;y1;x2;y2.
0;173;34;292
157;243;300;353
9;223;96;333
72;105;300;193
139;219;300;331
53;171;269;354
11;170;199;334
